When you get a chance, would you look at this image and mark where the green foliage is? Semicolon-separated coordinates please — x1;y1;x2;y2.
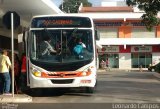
59;0;92;13
126;0;160;30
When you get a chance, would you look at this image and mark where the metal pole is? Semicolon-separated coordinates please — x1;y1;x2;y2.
62;0;64;11
11;12;14;97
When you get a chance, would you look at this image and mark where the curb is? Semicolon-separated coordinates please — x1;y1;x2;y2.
0;94;32;103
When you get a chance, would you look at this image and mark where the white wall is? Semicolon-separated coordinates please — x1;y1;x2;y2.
132;28;155;38
119;53;131;69
99;28;118;38
101;1;127;7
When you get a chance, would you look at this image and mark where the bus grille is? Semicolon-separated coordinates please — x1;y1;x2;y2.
51;79;74;84
48;73;76;77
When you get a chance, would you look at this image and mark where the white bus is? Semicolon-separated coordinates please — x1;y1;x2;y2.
24;15;99;93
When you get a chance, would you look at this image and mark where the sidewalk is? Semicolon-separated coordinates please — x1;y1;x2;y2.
98;68;131;72
0;94;32;103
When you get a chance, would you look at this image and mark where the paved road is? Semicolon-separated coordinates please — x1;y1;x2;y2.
1;70;160;109
31;70;160;103
96;70;160;103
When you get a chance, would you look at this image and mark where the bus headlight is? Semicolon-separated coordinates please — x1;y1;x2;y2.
32;68;41;77
81;71;87;76
79;71;91;76
33;71;41;77
80;67;93;76
79;66;94;76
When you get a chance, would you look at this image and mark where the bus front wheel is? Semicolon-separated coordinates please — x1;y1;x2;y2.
85;87;95;93
85;81;97;93
30;88;43;96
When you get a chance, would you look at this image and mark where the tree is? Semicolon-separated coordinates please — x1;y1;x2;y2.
126;0;160;30
59;0;92;13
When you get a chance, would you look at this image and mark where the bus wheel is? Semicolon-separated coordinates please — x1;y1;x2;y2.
85;87;95;93
151;68;155;72
31;88;43;96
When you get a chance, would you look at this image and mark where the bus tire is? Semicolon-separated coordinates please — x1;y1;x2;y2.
30;88;43;96
86;81;97;93
151;68;155;72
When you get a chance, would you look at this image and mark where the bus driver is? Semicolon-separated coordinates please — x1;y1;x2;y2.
40;36;57;56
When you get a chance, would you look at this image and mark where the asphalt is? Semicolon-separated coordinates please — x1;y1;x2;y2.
0;69;159;103
153;72;160;78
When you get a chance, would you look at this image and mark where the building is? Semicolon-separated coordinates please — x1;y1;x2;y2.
0;0;62;54
79;1;160;70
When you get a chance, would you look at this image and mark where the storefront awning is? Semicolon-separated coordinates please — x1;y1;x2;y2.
97;38;160;46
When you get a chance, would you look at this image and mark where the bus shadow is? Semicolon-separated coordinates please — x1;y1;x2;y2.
26;88;93;97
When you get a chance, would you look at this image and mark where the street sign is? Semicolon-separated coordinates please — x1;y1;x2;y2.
2;11;20;29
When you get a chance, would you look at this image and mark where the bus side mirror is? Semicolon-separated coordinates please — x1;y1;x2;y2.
95;30;100;40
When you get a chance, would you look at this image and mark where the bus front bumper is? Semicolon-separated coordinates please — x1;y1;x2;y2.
29;74;96;88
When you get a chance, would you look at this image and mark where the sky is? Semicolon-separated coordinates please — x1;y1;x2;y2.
52;0;105;6
53;0;125;7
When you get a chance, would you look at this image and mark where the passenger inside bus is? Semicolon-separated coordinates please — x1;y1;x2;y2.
73;38;86;59
56;32;71;56
40;36;57;57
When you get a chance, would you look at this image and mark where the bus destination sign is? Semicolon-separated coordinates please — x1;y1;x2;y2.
31;17;91;28
43;19;77;26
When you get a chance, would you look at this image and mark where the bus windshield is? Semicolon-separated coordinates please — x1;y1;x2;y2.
30;29;94;64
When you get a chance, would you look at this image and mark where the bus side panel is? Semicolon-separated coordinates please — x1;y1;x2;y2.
25;31;31;86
